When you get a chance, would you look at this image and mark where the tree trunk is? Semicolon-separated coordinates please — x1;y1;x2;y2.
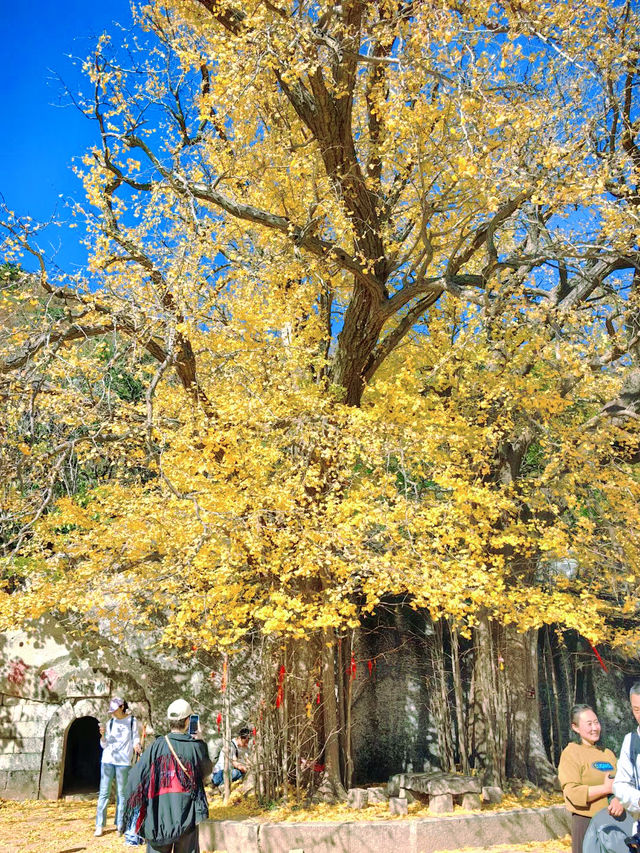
321;627;347;798
430;619;456;771
450;621;470;774
331;286;384;405
472;611;507;785
503;625;557;785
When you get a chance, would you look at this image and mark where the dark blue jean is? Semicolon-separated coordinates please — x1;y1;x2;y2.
211;768;243;786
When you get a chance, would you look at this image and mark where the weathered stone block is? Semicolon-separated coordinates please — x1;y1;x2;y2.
0;702;53;725
429;793;454;814
348;788;369;809
398;787;415;803
65;676;110;698
0;739;16;755
389;796;408;815
427;773;481;796
389;772;430;795
388;771;482;799
0;752;41;772
387;778;399;798
366;786;388;804
482;785;504;804
460;792;482;811
3;769;40;800
198;819;259;853
0;721;46;738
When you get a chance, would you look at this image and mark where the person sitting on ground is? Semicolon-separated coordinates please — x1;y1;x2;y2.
211;727;251;789
123;698;212;853
558;703;623;853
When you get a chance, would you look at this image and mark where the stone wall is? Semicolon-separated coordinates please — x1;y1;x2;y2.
0;695;55;798
0;616;234;801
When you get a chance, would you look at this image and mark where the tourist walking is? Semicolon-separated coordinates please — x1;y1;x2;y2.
558;703;623;853
95;696;142;837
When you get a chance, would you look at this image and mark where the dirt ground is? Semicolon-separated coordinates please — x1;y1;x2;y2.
0;798;572;853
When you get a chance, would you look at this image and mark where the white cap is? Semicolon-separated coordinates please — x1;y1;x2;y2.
167;699;193;720
109;697;124;713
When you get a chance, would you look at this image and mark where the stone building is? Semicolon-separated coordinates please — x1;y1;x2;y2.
0;617;222;800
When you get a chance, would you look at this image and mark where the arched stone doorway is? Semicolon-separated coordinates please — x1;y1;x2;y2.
62;716;101;795
40;698;108;799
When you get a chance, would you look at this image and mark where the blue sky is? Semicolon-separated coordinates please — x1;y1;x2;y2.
0;0;134;271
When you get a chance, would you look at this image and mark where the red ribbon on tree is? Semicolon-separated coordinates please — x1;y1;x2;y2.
276;665;286;708
367;659;373;677
589;641;608;673
316;681;321;704
216;712;222;733
350;654;357;680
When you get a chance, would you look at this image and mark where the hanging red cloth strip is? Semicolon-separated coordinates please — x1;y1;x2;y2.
589;641;608;673
350;654;357;680
216;712;222;732
367;659;373;677
276;665;286;708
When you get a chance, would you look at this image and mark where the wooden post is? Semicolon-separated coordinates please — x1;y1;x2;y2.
282;647;289;804
223;653;232;803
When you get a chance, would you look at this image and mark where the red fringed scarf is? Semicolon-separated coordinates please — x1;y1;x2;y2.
123;740;207;836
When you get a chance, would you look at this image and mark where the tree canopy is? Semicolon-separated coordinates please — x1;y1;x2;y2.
1;0;640;788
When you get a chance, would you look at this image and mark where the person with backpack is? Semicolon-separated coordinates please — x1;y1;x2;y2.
613;684;640;844
211;727;251;791
558;704;623;853
95;696;142;837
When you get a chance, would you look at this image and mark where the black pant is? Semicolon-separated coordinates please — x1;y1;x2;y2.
146;828;199;853
571;812;591;853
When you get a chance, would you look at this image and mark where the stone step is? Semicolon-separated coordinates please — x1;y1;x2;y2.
199;804;570;853
63;792;99;801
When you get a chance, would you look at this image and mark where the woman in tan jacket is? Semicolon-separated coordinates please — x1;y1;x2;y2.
558;704;623;853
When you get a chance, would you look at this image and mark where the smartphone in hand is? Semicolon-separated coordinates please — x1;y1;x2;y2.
188;714;199;736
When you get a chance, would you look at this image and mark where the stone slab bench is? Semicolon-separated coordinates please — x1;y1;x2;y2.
198;803;570;853
388;771;484;812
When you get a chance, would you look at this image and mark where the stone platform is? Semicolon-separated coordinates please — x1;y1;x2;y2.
198;803;570;853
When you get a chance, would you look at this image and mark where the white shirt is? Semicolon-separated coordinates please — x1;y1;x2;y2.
613;725;640;827
214;738;248;773
100;715;140;766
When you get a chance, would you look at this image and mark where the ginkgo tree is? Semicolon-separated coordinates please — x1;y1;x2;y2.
1;0;640;792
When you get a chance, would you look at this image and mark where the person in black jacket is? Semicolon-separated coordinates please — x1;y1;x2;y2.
124;699;212;853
